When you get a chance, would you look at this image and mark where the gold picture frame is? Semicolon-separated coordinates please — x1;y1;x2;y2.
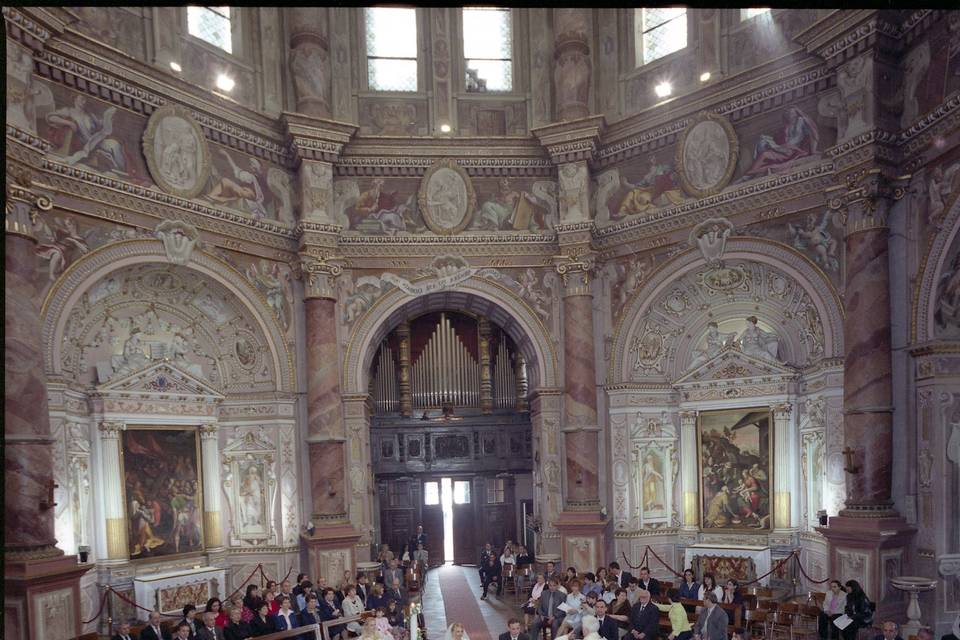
417;159;477;235
142;104;212;199
697;407;773;532
676;112;739;199
121;425;205;561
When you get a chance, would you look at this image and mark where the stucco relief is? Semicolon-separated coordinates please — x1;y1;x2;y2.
222;427;279;546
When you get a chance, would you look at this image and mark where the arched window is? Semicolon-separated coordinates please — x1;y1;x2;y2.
365;7;419;92
187;6;233;54
462;7;513;92
634;8;687;67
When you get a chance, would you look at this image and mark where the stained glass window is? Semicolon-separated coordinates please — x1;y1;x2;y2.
635;8;687;67
187;6;232;54
366;7;418;92
463;7;513;92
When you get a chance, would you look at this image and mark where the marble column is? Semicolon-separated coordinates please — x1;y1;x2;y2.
818;169;915;610
300;257;361;575
4;167;88;640
288;8;331;118
679;410;699;530
98;422;129;562
303;259;348;522
200;424;224;551
771;403;795;531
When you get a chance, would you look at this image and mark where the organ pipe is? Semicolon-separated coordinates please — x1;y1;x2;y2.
372;342;399;415
409;312;484;409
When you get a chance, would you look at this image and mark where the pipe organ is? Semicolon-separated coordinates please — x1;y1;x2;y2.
410;313;479;409
369;312;527;415
371;341;400;414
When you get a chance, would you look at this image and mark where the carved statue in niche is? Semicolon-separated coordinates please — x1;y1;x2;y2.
155;220;201;265
558;163;589;223
554;44;591;120
290;42;330;115
739;316;780;361
688;322;737;370
836;55;872;139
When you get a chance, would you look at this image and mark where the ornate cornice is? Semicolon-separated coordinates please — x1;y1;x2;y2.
2;6;59;48
282;112;357;164
799;11;904;66
593;161;835;248
532;115;606;165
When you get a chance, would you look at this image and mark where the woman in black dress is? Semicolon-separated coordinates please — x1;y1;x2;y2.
842;580;874;640
250;602;273;637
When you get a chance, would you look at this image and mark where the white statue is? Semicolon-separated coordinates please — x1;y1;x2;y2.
689;322;737;369
739;316;780;361
112;329;151;376
155;219;201;265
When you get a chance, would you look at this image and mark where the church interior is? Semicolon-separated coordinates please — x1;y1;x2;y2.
5;6;960;640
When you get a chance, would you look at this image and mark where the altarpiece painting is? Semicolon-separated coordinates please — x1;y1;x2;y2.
697;408;772;531
122;427;204;558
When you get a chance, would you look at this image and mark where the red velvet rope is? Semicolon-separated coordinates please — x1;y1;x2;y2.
81;587;111;625
793;554;831;584
738;551;798;586
644;545;684;578
224;563;268;602
108;586;183;617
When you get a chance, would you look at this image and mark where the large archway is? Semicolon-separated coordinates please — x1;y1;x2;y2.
341;281;563;560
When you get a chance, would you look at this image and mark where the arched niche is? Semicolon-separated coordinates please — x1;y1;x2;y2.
914;194;960;342
40;239;294;393
610;237;845;384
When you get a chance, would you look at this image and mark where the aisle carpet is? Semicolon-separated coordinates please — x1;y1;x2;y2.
435;565;492;640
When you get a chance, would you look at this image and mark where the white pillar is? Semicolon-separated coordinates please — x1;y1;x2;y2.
99;421;129;563
679;410;699;530
200;424;224;551
771;403;795;531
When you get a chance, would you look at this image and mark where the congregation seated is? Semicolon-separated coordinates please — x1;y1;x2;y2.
636;567;661;596
112;622;137;640
873;621;904;640
178;604;200;639
171;622;193;640
530;578;566;639
249;602;274;636
223;606;252;640
197;611;225;640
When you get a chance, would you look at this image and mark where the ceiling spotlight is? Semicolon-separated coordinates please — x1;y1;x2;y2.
440;123;451;133
169;61;182;73
654;82;672;98
216;73;235;92
700;71;711;82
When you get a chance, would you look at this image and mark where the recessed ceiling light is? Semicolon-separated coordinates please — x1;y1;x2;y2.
700;71;711;82
440;124;451;133
654;82;672;98
170;61;182;73
216;73;235;92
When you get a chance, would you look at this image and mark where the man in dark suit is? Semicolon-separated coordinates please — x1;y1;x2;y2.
386;577;406;606
531;579;567;639
293;573;310;597
141;612;167;640
356;572;370;604
499;618;531;640
112;622;138;640
693;593;727;640
609;562;634;589
594;600;620;640
873;621;904;640
630;589;660;640
412;525;428;550
637;567;661;596
196;612;226;640
481;555;503;599
171;623;192;640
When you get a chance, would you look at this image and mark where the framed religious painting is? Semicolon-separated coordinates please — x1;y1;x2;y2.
697;407;772;532
121;426;205;559
417;159;476;235
676;112;739;199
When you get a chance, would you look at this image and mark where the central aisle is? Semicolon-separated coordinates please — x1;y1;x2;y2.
421;564;519;640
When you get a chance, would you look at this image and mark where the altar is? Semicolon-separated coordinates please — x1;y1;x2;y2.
684;544;772;586
133;566;226;621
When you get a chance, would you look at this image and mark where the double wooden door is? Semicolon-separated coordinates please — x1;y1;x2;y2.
377;474;517;566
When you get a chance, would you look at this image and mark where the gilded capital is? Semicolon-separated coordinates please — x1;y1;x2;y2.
828;168;910;237
199;423;219;439
554;254;595;296
5;166;52;240
301;256;344;300
771;403;793;417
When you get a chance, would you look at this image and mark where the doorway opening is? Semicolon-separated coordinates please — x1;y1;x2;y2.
440;478;454;563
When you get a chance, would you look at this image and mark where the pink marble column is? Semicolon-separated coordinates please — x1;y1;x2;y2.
305;292;347;520
4;194;58;556
841;220;894;513
558;262;600;507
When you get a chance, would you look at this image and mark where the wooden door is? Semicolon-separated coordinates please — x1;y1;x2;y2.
377;477;419;556
478;475;517;550
451;478;476;565
420;477;444;565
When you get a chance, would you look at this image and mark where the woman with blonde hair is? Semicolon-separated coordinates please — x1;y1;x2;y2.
444;622;470;640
